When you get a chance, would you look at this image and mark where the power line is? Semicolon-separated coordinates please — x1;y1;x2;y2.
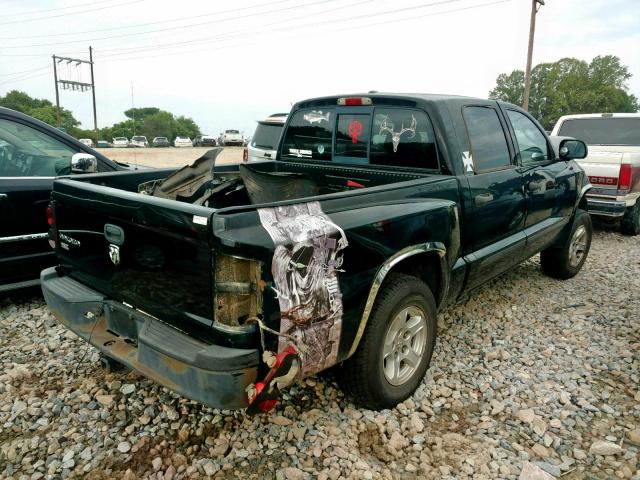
0;0;341;48
0;64;49;76
0;0;146;26
98;0;481;58
0;69;51;87
99;0;511;63
6;0;135;17
0;0;294;40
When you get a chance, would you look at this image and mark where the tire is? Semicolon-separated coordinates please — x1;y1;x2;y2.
540;209;592;279
338;273;437;410
621;202;640;236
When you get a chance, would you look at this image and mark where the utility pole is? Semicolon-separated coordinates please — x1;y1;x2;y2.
89;46;98;144
52;47;97;135
523;0;544;111
52;55;61;127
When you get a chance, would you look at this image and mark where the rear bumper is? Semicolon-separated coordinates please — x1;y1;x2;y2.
40;267;259;409
586;196;627;217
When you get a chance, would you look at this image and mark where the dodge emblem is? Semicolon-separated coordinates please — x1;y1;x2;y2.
108;244;120;266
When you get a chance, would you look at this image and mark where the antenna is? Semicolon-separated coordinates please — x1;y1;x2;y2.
131;81;138;170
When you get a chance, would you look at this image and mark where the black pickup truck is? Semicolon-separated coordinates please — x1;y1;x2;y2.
41;94;591;412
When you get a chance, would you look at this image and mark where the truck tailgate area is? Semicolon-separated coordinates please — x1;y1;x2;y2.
51;178;216;331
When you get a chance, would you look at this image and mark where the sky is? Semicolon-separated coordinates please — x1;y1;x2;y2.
0;0;638;138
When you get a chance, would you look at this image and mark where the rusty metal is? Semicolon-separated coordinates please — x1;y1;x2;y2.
214;254;262;327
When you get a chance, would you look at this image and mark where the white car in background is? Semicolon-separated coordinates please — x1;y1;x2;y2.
112;137;129;148
78;138;94;148
218;129;244;146
174;136;193;147
552;113;640;235
244;113;287;162
130;135;149;148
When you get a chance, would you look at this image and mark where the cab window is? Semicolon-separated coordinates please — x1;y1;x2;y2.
280;108;334;161
0;119;75;177
506;110;551;165
463;106;511;172
371;108;438;169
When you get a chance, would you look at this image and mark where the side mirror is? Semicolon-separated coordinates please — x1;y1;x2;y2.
558;138;587;160
71;152;98;173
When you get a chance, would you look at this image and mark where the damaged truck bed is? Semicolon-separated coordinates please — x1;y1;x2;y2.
42;93;591;412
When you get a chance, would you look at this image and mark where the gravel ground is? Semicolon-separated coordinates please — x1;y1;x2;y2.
1;227;638;480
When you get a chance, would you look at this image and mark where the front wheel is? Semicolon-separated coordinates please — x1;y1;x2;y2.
621;202;640;235
338;273;437;410
540;209;592;279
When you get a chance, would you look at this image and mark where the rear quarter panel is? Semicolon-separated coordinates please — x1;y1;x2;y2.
213;175;461;371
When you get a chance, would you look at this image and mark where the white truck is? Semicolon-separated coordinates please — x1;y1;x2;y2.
552;113;640;235
218;129;244;147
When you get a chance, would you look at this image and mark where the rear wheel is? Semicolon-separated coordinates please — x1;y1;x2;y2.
541;209;592;279
621;202;640;235
338;273;437;410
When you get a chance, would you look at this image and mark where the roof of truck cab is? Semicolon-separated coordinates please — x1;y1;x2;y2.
293;92;518;110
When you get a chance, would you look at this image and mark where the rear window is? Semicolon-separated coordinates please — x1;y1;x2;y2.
115;137;127;141
280;107;439;170
132;136;146;141
251;122;284;150
225;130;240;134
558;118;640;146
281;108;334;161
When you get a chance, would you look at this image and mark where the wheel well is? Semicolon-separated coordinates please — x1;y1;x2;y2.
385;251;443;307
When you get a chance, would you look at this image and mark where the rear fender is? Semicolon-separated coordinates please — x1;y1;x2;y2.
345;242;447;359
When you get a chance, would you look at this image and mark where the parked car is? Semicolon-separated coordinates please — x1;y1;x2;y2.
193;135;217;147
218;129;243;146
112;137;129;148
174;136;193;147
0;107;168;293
97;140;112;148
152;136;170;148
78;138;94;148
552;113;640;235
245;113;287;162
130;135;149;148
42;93;590;413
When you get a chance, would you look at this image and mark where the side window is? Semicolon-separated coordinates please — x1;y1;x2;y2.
463;106;512;172
0;119;75;177
506;110;551;165
371;108;438;169
280;108;334;161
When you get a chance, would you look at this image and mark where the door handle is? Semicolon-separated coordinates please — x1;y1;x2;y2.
0;193;7;201
474;192;494;206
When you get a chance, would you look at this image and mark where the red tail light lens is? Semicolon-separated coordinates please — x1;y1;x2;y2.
337;97;373;106
46;206;54;226
618;163;632;191
242;148;248;162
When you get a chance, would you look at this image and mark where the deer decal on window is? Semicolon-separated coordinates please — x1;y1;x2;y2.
379;114;417;153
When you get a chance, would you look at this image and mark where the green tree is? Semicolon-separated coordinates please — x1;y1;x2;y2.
0;90;79;131
124;107;161;121
174;115;201;138
489;55;639;129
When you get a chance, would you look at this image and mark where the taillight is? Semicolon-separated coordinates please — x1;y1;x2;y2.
46;205;54;226
242;148;248;162
337;97;373;106
618;163;632;191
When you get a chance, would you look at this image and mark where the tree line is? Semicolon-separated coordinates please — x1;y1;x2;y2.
489;55;638;130
0;91;201;141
